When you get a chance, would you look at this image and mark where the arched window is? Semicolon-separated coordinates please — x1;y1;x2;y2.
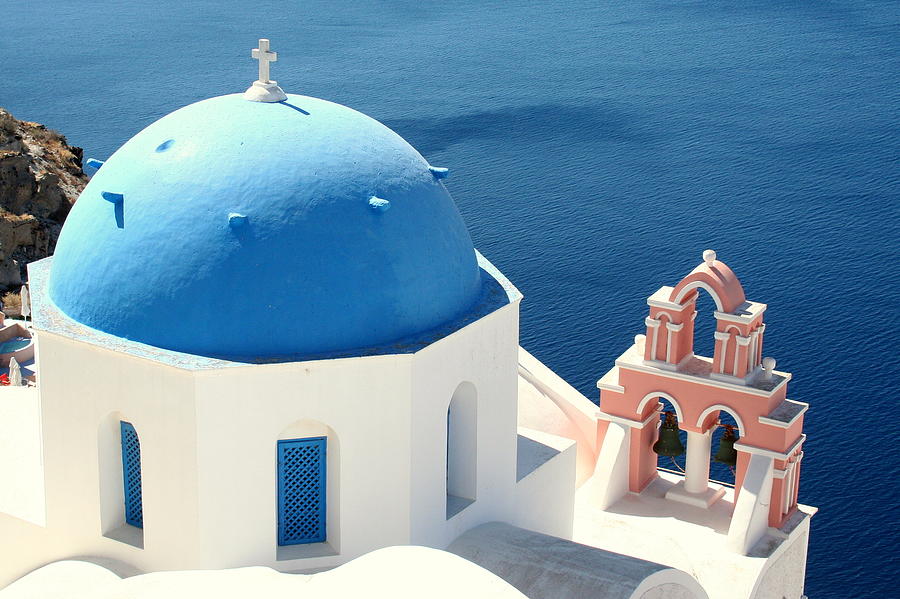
692;290;719;359
277;436;327;545
446;382;477;519
98;412;143;547
652;396;687;475
120;421;143;529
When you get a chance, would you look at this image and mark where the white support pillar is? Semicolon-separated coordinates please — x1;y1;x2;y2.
666;429;725;508
755;324;766;366
714;331;730;373
644;317;661;362
748;328;760;372
684;431;712;494
728;453;775;554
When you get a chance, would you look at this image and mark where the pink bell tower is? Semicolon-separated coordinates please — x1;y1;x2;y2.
594;250;808;554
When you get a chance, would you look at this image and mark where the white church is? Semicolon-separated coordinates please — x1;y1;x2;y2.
0;41;814;599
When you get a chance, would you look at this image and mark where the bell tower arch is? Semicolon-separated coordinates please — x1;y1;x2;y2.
596;250;809;555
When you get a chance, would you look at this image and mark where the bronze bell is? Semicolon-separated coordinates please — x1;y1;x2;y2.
652;411;685;457
713;424;739;466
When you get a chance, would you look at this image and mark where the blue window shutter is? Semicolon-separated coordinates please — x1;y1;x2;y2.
277;437;326;545
120;421;143;529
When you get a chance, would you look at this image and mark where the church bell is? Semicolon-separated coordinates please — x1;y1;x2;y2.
652;411;684;457
713;424;739;466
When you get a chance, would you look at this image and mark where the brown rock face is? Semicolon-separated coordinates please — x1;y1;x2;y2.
0;108;88;288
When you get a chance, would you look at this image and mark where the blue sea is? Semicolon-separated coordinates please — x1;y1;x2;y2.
3;1;897;596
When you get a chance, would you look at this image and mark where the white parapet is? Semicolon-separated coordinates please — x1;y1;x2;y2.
583;421;631;510
728;453;774;554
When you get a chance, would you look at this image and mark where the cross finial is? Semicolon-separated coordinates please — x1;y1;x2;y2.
251;39;277;83
244;38;287;102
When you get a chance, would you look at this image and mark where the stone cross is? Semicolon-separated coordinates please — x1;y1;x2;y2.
251;39;277;83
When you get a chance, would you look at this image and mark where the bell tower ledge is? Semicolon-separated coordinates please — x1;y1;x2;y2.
610;339;791;400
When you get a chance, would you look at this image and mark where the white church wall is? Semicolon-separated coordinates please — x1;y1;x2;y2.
749;522;810;599
511;427;577;539
190;352;415;571
584;421;632;510
517;347;601;486
0;385;44;526
33;330;203;573
409;301;521;549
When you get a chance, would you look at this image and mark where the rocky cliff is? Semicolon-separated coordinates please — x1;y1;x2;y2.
0;108;87;289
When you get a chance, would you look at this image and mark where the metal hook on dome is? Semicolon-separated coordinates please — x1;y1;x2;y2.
368;197;391;213
101;191;123;205
228;213;249;229
428;166;450;180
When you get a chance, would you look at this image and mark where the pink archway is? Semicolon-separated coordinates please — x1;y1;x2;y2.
670;259;746;313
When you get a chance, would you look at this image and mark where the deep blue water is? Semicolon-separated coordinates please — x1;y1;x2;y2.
3;1;898;596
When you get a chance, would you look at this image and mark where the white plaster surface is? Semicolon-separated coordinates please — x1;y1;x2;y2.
683;431;713;494
665;480;726;509
727;453;774;553
517;347;599;485
516;429;564;482
583;421;631;510
572;471;811;599
511;428;576;539
640;582;702;599
0;547;527;599
750;527;810;599
0;386;44;525
447;522;707;599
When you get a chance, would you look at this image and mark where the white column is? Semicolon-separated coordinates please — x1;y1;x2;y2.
684;430;712;494
755;324;766;366
748;328;760;371
713;331;730;372
644;317;661;361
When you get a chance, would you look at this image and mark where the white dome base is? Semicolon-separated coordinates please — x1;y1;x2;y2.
243;80;287;102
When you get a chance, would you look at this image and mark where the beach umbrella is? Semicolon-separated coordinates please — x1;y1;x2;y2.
20;284;30;321
9;356;22;387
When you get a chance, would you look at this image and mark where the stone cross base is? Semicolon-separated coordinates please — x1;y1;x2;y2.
244;81;287;103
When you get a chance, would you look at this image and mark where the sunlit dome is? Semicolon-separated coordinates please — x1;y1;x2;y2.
48;92;481;359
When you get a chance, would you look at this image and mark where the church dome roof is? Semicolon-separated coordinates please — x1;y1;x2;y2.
48;93;482;359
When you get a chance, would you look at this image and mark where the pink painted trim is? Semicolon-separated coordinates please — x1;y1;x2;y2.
670;261;746;313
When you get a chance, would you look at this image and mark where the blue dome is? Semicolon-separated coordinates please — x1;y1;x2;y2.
49;94;482;359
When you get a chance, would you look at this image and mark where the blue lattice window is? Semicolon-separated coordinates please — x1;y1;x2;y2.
120;421;143;529
277;437;326;545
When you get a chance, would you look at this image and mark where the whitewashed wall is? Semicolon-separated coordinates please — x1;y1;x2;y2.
409;301;521;548
31;330;203;573
191;350;414;571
